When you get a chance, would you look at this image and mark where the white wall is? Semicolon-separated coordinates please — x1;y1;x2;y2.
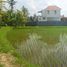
46;10;60;17
38;9;61;21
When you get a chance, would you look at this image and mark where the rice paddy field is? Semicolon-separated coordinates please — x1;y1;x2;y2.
7;26;67;45
1;26;67;67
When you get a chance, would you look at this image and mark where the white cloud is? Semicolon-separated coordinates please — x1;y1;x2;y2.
26;0;47;15
27;0;37;11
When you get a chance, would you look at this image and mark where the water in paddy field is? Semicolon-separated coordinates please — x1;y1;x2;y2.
18;33;67;67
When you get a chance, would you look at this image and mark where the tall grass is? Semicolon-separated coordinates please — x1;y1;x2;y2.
6;26;67;67
17;33;67;67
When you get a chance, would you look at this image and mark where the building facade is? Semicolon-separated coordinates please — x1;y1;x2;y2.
38;5;61;21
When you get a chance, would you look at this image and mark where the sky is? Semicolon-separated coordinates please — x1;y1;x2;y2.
14;0;67;16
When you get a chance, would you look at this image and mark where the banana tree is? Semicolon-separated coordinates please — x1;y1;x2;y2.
0;0;7;26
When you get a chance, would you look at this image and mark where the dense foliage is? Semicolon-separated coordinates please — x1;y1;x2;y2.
0;0;30;26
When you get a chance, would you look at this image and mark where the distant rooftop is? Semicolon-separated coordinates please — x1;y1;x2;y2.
38;5;61;13
46;5;61;10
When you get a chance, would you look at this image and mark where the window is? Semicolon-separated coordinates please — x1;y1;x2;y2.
47;10;50;14
55;10;57;14
43;17;45;19
39;17;41;20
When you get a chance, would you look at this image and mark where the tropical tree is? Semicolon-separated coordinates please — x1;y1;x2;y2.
33;14;38;21
0;0;6;26
1;0;16;26
1;0;29;26
2;10;16;26
21;6;29;25
14;10;23;26
14;6;29;26
7;0;16;12
6;0;16;25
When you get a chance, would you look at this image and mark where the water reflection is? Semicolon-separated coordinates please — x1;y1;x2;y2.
18;33;67;67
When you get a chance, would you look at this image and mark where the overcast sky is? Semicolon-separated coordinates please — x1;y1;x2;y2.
15;0;67;16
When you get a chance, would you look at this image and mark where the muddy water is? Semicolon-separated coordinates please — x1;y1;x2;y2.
18;33;67;67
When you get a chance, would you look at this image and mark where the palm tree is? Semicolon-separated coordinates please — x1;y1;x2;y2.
21;6;29;25
7;0;16;13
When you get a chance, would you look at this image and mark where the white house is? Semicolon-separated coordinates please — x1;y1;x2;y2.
38;5;61;21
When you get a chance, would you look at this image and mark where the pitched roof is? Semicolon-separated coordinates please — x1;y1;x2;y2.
46;5;61;10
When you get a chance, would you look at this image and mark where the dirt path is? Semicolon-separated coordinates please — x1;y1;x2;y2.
0;53;19;67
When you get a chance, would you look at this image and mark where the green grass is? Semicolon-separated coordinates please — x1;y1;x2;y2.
0;26;67;67
0;26;42;67
7;26;67;45
0;27;14;53
0;64;4;67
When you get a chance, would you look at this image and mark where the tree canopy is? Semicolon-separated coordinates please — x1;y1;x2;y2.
0;0;36;26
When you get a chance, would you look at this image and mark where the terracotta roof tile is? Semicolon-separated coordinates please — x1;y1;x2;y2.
46;5;61;10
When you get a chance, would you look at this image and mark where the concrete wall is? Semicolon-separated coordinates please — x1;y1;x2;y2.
47;17;61;21
37;21;67;26
26;21;67;26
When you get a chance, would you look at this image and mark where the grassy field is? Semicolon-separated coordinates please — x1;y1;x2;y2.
0;26;67;67
7;26;67;45
0;27;41;67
